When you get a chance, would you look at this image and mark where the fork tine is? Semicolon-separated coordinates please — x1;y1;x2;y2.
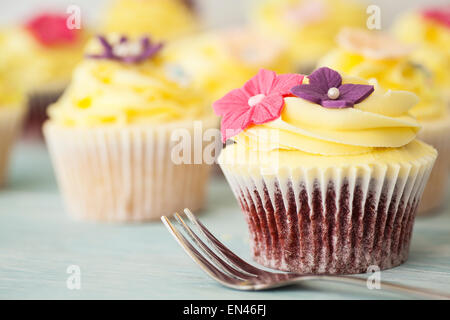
174;213;257;280
161;216;244;287
183;208;268;276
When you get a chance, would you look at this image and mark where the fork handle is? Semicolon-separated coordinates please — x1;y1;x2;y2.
300;275;450;300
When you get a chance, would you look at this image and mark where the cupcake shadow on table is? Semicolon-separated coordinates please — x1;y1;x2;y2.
215;67;437;274
44;34;218;222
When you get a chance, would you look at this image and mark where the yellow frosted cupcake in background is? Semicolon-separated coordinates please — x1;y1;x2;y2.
251;0;366;73
44;34;217;222
393;5;450;104
164;28;294;102
102;0;198;40
0;12;89;139
0;72;26;187
319;28;450;214
216;67;436;274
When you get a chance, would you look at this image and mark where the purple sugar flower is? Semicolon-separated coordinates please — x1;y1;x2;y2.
290;67;374;108
87;35;164;64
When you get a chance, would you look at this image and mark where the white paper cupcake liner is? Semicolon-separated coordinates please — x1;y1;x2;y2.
416;116;450;215
44;118;217;222
0;107;25;186
220;149;436;274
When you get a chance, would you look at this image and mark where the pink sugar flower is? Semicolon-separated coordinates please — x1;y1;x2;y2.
213;69;304;142
25;13;80;47
422;5;450;28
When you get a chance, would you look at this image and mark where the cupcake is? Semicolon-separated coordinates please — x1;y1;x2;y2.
319;28;450;215
215;67;437;274
0;12;89;139
164;28;294;103
101;0;198;40
0;71;26;186
393;5;450;104
251;0;366;73
44;34;217;222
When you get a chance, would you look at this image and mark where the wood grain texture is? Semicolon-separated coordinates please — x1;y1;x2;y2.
0;143;449;299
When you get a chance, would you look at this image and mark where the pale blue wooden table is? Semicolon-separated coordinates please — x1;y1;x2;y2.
1;142;450;300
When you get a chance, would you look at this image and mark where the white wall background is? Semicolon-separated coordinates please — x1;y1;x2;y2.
0;0;449;29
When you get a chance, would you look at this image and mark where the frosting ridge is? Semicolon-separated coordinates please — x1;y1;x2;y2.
235;76;421;156
48;36;208;126
319;28;447;121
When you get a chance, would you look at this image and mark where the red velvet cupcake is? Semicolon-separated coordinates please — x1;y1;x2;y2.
216;68;437;274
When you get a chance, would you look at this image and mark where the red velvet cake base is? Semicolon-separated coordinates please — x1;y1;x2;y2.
234;178;425;274
23;90;63;140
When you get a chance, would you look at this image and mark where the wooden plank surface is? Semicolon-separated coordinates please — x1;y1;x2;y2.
1;142;449;299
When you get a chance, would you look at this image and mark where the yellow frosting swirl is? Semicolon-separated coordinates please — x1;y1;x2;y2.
0;27;89;92
0;80;23;107
102;0;197;40
48;36;209;126
251;0;366;70
319;29;447;121
234;76;421;156
393;12;450;95
164;29;293;102
0;63;23;107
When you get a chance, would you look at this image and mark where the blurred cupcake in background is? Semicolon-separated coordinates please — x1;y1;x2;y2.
251;0;367;73
44;34;217;222
101;0;198;40
163;28;294;103
0;70;26;186
393;5;450;104
216;67;436;274
0;12;89;139
319;28;450;214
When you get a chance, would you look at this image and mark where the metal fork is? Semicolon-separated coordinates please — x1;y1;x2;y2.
161;209;450;299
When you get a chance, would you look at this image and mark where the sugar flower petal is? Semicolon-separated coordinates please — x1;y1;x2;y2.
321;100;353;108
86;35;164;64
221;109;251;141
308;67;342;93
271;73;305;95
290;84;326;104
243;69;277;96
339;83;375;104
213;88;250;116
290;67;374;109
213;69;304;142
250;94;284;124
